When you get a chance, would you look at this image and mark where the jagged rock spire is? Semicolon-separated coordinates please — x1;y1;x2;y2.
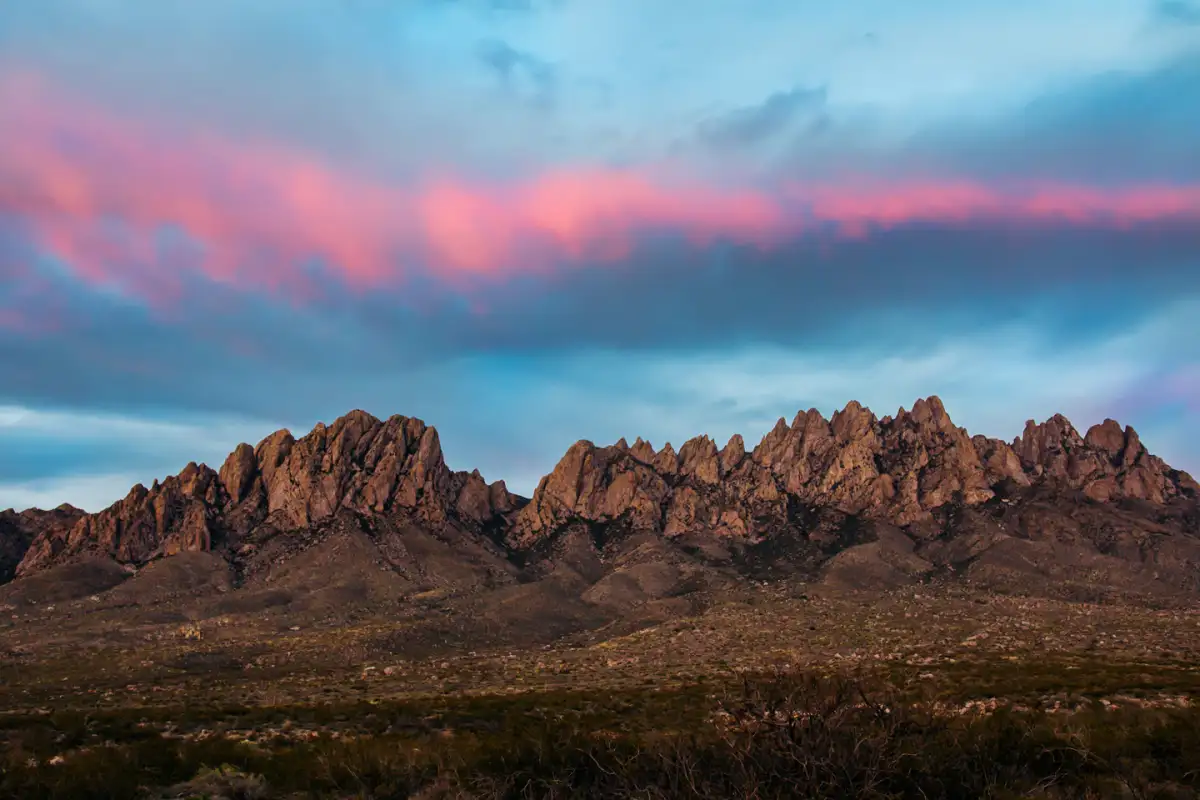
511;397;1198;545
16;411;518;575
10;399;1198;576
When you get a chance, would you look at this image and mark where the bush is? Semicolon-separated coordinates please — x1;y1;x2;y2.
3;671;1197;799
152;764;268;800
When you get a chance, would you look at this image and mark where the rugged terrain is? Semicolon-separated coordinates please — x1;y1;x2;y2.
3;584;1199;798
2;397;1199;797
2;396;1198;651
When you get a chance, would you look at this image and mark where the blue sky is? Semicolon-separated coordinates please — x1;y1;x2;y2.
1;0;1198;510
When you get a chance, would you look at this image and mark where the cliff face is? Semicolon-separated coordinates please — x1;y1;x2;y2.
212;410;517;533
1012;415;1191;504
15;411;519;577
510;396;1197;548
1;505;86;582
8;398;1198;585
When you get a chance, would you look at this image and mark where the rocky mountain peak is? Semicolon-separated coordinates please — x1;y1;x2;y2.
971;434;1031;488
15;410;515;575
512;438;667;544
905;395;951;428
754;411;825;469
2;504;88;583
219;443;258;506
1084;418;1125;453
720;434;746;475
678;435;721;484
217;412;449;526
629;437;656;463
1013;413;1084;469
18;460;224;576
1084;419;1144;469
998;412;1191;502
653;442;679;474
830;400;877;442
7;400;1198;584
510;397;1199;550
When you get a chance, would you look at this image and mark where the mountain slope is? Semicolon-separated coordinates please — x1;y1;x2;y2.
506;397;1197;602
3;398;1198;637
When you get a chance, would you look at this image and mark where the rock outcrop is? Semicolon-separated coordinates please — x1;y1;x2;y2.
1;504;86;582
7;398;1198;593
1012;415;1197;504
15;411;519;576
510;396;1198;547
214;411;518;532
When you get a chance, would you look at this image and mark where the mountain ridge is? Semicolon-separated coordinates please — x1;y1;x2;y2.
9;410;522;578
3;396;1198;619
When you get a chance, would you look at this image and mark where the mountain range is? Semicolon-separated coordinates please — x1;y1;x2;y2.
2;397;1198;644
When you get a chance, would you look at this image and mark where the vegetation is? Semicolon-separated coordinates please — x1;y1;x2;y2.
2;663;1198;799
4;587;1198;797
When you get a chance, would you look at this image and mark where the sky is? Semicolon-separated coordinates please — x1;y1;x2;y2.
1;0;1199;511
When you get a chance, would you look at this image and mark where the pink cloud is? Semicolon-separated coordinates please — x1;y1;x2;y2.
2;70;1199;306
795;182;1200;234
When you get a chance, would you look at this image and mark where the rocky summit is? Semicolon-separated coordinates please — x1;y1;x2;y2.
13;411;518;577
2;397;1198;645
512;396;1196;543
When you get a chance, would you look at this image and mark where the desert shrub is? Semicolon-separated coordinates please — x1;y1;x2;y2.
151;764;268;800
3;671;1198;799
0;737;262;800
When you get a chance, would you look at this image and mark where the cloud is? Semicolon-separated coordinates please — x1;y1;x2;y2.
699;85;828;148
1156;1;1200;25
3;218;1196;447
0;406;282;511
3;61;1198;445
476;39;557;107
5;296;1197;511
882;52;1200;185
0;474;146;514
430;0;553;10
2;5;1199;511
452;297;1200;491
0;71;784;299
4;68;1199;314
0;0;1179;177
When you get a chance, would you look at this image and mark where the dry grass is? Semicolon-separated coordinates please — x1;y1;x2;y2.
2;584;1198;797
2;669;1198;798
